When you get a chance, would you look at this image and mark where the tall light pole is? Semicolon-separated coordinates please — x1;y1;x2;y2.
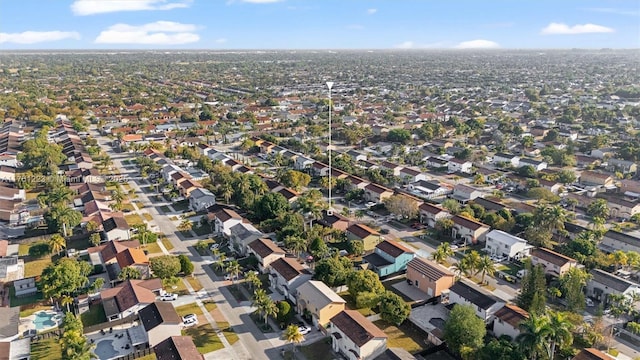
326;81;334;216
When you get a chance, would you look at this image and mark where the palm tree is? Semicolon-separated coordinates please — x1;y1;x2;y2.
431;242;454;264
134;224;153;246
283;324;304;353
220;183;234;204
516;314;552;360
213;251;227;272
463;250;482;275
452;261;469;279
49;205;82;237
285;235;307;259
111;187;126;210
177;219;193;233
261;298;278;326
225;260;241;284
60;294;74;313
476;255;495;284
547;311;573;360
49;233;66;256
245;271;261;292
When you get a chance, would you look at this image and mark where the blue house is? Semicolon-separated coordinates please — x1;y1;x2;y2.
363;240;415;277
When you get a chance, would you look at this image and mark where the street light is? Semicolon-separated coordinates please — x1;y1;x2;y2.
326;81;334;216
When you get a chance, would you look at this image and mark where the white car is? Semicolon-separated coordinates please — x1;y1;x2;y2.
209;243;219;251
160;293;178;301
297;322;311;335
586;298;595;307
182;314;198;327
450;245;459;250
365;202;377;208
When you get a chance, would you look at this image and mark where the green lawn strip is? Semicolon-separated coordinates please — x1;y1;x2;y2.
217;321;239;345
144;242;163;254
175;303;204;318
20;303;50;318
31;337;62;360
18;243;31;256
373;320;425;353
161;237;174;251
192;226;211;236
141;213;153;221
172;200;190;211
81;303;107;327
134;201;146;209
186;276;203;292
124;213;145;226
182;324;224;353
24;257;53;278
121;203;136;212
166;279;189;296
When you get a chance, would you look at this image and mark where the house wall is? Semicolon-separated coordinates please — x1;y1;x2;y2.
332;328;386;360
316;303;346;328
452;226;488;244
449;293;503;323
493;320;520;341
484;237;528;259
406;267;454;297
600;237;640;253
530;257;575;277
259;253;285;272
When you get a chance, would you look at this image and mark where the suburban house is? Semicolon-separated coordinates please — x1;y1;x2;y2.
114;247;151;279
483;230;531;260
447;158;473;174
473;197;506;212
448;281;505;323
102;216;131;242
607;158;637;174
426;157;449;169
317;212;350;231
346;150;367;162
363;183;393;204
409;180;452;199
399;167;427;184
380;161;402;176
580;170;615;187
154;336;203;360
346;223;383;251
228;222;264;256
607;197;640;219
451;215;490;244
247;238;286;273
138;302;182;347
492;153;520;167
0;338;30;360
539;178;563;194
587;269;640;305
188;188;216;212
345;175;370;192
419;202;450;228
210;208;243;236
329;310;388;360
600;230;640;254
269;257;312;304
294;155;315;170
518;158;548;171
100;279;163;321
0;256;19;283
406;257;455;298
450;184;482;204
572;348;614;360
0;307;19;342
530;248;578;277
362;240;415;277
296;280;346;328
493;304;529;341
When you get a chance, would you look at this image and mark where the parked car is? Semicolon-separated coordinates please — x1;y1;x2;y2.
297;322;311;335
210;243;219;251
586;298;595;307
160;293;178;301
182;314;198;327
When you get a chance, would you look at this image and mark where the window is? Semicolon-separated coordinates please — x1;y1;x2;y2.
415;280;419;287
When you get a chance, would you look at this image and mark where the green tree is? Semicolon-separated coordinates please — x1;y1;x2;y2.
254;192;291;222
547;311;574;360
587;198;610;220
477;255;496;284
516;314;552;360
379;291;411;325
89;233;101;247
150;255;181;279
444;304;486;355
313;256;353;287
226;260;241;283
39;258;92;304
478;339;526;360
284;235;307;259
559;267;591;313
387;128;412;144
178;254;194;276
49;233;66;256
245;271;261;292
60;312;96;360
47;204;82;237
347;270;384;301
279;170;311;191
177;219;193;233
276;301;293;324
431;242;454;264
283;324;304;353
118;267;142;280
517;261;547;314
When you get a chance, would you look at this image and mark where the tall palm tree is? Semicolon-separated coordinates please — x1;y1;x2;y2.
476;255;495;284
60;294;74;313
49;205;82;237
245;271;261;292
111;187;126;210
260;298;278;326
431;242;454;264
452;261;469;279
516;314;552;360
225;260;241;284
220;183;234;204
547;311;573;360
49;233;66;256
285;235;307;259
283;324;304;353
463;250;482;275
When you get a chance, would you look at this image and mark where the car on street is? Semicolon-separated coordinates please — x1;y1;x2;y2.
182;314;198;327
160;293;178;301
297;322;311;335
365;201;377;208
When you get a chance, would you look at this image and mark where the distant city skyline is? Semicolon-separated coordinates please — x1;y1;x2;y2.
0;0;638;49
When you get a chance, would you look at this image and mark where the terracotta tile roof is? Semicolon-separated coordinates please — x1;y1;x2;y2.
572;348;613;360
100;279;160;313
494;304;529;328
154;336;203;360
376;239;414;258
330;310;387;347
248;238;285;258
115;248;149;267
365;183;392;194
419;202;446;215
99;240;141;263
270;257;304;281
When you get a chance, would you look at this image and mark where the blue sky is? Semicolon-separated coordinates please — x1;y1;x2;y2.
0;0;638;49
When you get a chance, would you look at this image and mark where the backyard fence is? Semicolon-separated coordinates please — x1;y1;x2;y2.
83;315;138;334
112;347;153;360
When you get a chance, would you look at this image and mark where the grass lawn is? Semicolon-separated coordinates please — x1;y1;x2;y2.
182;324;224;354
31;337;62;360
124;213;145;226
26;191;39;200
158;205;171;213
121;203;136;212
172;200;190;211
339;292;376;317
175;303;203;317
192;226;211;236
161;237;174;251
141;213;153;222
374;320;426;353
134;201;146;209
227;284;249;303
496;262;522;276
81;303;107;327
18;243;32;256
218;321;239;345
203;300;217;313
296;339;335;360
186;276;203;292
20;303;50;318
180;231;193;238
144;242;164;254
24;257;53;278
10;285;44;308
166;279;189;296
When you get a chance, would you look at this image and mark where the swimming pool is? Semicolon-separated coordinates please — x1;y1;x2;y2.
33;311;59;331
94;340;118;360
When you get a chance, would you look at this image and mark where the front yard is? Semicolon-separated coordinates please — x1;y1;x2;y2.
175;302;203;317
182;324;225;353
124;213;145;226
284;339;334;360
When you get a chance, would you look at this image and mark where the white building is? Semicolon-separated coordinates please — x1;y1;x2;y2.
493;304;529;341
484;230;531;260
448;281;505;323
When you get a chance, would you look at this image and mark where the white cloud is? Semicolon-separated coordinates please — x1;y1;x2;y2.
0;31;81;44
394;41;415;49
541;22;615;35
454;39;500;49
71;0;190;15
215;38;227;44
393;41;446;49
367;8;377;15
95;21;199;45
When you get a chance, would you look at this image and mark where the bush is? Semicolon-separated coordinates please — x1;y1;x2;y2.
178;254;194;276
276;301;293;324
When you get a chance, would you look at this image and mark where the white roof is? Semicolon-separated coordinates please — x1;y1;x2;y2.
297;280;346;307
487;230;527;246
